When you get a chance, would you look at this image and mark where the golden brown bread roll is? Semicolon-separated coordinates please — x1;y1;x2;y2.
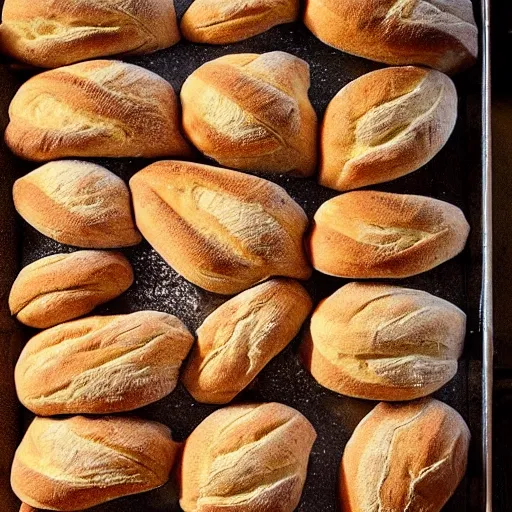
309;191;469;278
320;66;458;192
15;311;194;415
0;0;180;68
304;0;478;74
9;251;133;329
130;160;311;295
181;0;299;44
11;415;178;511
180;402;316;512
340;398;470;512
181;51;317;176
182;279;312;404
5;60;191;161
13;160;141;248
301;282;466;401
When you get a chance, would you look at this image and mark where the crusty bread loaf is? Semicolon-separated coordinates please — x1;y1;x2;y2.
181;51;317;176
309;191;469;278
9;251;133;328
11;415;178;511
182;279;312;404
181;0;299;44
301;282;466;401
304;0;478;74
15;311;194;416
0;0;180;68
180;403;316;512
130;160;311;294
13;160;141;248
320;67;458;192
340;398;470;512
5;60;191;161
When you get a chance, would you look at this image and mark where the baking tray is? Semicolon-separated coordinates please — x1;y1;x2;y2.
0;0;492;510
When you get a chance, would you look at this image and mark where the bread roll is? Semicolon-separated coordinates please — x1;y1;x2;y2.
309;191;469;278
11;415;178;511
340;398;470;512
5;60;190;161
301;282;466;401
304;0;478;74
0;0;180;68
15;311;194;416
182;279;312;404
320;67;458;192
13;160;141;248
180;402;316;512
181;0;299;44
181;51;317;176
130;160;311;294
9;251;133;329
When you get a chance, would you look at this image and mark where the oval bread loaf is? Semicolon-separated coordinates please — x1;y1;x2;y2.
181;0;299;44
13;160;141;248
130;160;311;294
9;251;134;328
5;60;191;161
340;398;470;512
309;191;469;278
0;0;180;68
181;51;317;176
320;67;458;191
15;311;194;415
182;279;312;404
301;282;466;401
11;415;178;511
304;0;478;74
180;402;317;512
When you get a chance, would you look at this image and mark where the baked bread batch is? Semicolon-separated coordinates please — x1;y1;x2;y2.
0;0;479;510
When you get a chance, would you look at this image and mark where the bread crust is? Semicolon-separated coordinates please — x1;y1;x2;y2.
304;0;478;74
320;66;458;191
301;282;466;401
179;403;317;512
5;60;191;161
130;160;311;294
181;52;317;176
13;160;141;248
181;0;299;44
182;279;312;403
0;0;180;68
15;311;194;415
9;251;134;328
11;416;178;511
308;191;469;278
339;398;470;512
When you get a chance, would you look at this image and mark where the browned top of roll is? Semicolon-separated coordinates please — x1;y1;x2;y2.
304;0;478;74
9;250;134;328
320;66;458;191
309;191;470;278
11;415;178;511
5;60;191;161
130;160;311;295
0;0;180;68
15;311;194;416
340;398;470;512
180;402;317;512
181;0;299;44
13;160;141;248
181;51;317;176
301;282;466;401
182;278;312;404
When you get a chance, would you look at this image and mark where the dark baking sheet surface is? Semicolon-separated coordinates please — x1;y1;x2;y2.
0;1;485;510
